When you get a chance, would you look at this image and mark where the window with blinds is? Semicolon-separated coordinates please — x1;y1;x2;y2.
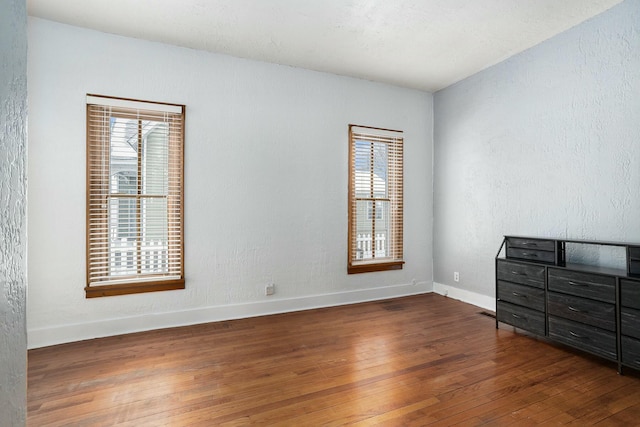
348;125;404;274
86;95;185;297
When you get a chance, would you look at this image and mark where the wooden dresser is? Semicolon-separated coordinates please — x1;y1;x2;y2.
496;236;640;374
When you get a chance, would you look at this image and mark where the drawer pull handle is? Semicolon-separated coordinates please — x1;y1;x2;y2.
512;313;523;319
522;252;538;257
512;292;526;298
569;331;587;339
521;242;538;247
568;306;583;313
568;281;587;286
511;271;524;276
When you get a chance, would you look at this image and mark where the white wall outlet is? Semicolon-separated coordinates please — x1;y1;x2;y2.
454;272;459;282
265;283;275;296
411;278;416;285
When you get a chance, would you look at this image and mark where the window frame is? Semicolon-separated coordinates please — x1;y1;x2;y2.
85;94;185;297
348;124;404;274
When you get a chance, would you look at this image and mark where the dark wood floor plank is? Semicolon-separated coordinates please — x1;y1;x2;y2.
28;293;640;426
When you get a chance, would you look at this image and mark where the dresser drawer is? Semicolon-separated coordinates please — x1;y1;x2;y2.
628;247;640;277
496;301;545;336
547;268;615;303
621;307;640;340
506;247;556;264
548;316;617;360
621;279;640;310
507;237;556;252
621;335;640;369
548;292;615;332
497;260;545;289
497;280;545;312
630;261;640;277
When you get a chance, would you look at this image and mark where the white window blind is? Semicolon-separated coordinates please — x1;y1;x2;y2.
348;125;404;274
86;95;185;297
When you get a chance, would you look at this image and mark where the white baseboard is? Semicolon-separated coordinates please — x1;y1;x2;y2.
28;281;432;349
432;282;495;312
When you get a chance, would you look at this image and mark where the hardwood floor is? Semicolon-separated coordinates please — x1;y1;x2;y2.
28;294;640;426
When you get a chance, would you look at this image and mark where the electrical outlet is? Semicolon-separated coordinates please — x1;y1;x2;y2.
411;278;416;285
454;272;459;282
265;283;275;296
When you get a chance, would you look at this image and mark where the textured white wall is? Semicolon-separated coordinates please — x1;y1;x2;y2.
433;0;640;300
0;0;28;423
27;18;433;348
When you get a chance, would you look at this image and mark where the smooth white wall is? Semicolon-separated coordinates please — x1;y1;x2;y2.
433;0;640;302
1;0;28;422
27;18;433;348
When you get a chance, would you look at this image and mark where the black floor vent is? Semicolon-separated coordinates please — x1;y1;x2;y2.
478;311;496;319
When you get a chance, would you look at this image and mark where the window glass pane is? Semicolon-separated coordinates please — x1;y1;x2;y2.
372;142;388;198
108;197;138;276
354;140;372;197
141;121;169;196
357;200;390;260
354;139;388;199
355;200;373;260
141;197;167;243
141;197;168;274
110;117;138;194
375;201;390;257
108;196;137;243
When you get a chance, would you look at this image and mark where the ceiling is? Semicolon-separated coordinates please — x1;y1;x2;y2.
27;0;623;92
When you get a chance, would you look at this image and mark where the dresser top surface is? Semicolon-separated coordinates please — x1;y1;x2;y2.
505;235;640;248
